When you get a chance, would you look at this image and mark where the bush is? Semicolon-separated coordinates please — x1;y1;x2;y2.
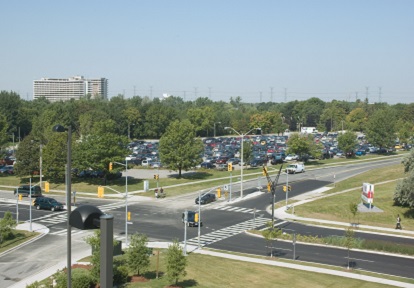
72;269;94;288
114;265;129;285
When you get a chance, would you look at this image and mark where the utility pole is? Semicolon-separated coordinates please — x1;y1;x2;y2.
365;86;369;103
194;87;198;99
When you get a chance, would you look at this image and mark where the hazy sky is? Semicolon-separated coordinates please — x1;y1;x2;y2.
1;1;413;104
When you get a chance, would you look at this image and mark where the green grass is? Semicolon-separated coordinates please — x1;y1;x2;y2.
294;164;414;231
0;230;38;253
62;250;407;288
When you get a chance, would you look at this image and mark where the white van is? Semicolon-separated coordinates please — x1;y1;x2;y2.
285;163;305;174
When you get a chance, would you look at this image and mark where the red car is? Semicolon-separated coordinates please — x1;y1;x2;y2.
215;156;229;164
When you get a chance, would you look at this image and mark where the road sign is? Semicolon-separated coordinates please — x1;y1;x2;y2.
224;185;229;191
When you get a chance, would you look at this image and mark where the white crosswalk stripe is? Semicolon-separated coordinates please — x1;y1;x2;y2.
184;217;270;247
214;205;261;214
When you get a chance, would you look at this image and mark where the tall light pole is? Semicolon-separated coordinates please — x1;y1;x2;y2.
224;127;261;198
214;122;221;137
125;159;128;247
53;124;72;288
39;144;43;189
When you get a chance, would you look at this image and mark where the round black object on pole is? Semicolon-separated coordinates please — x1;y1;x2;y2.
70;205;104;230
52;124;66;132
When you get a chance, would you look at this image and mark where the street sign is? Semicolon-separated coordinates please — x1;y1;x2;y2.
127;222;133;225
224;185;229;191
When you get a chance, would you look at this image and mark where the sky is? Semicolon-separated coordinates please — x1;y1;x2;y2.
1;0;413;104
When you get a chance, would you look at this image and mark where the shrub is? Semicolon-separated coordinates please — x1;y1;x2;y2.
114;265;129;285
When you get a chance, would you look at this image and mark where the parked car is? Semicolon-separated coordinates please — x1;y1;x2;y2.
195;193;216;205
14;185;42;197
0;165;14;174
215;156;229;164
227;158;240;165
285;154;299;161
201;162;215;169
33;197;64;211
216;163;228;171
355;149;366;156
249;159;265;168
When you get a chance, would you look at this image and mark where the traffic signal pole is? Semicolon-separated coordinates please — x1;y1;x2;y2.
263;164;283;226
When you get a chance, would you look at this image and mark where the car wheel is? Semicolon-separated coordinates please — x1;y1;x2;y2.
36;205;40;210
51;207;55;212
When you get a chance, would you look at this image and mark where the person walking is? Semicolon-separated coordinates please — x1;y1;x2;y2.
396;214;402;230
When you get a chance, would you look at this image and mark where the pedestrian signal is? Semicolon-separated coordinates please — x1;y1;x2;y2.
98;186;104;198
154;174;159;180
267;183;271;192
195;213;199;223
109;162;113;171
18;194;22;201
283;185;287;192
288;185;292;191
227;163;233;171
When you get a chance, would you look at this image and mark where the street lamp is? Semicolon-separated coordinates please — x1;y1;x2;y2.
214;122;221;137
224;127;261;198
52;124;72;288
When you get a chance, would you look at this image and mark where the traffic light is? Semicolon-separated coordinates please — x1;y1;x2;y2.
267;183;271;192
288;185;292;191
262;166;268;176
227;163;233;171
45;181;50;193
283;185;287;192
109;162;113;171
18;194;22;201
154;174;159;180
194;213;199;223
217;187;221;198
127;211;131;221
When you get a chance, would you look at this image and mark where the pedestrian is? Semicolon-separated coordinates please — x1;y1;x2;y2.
396;214;402;230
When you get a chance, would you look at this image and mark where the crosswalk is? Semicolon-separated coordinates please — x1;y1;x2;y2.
184;217;270;247
35;202;128;234
214;205;261;215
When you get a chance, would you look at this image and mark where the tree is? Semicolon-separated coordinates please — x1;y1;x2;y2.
84;230;121;284
345;228;355;269
337;131;357;157
14;134;41;177
0;211;16;244
402;150;414;173
125;233;151;276
349;202;358;225
42;132;70;182
365;108;397;149
286;133;322;161
262;221;282;258
346;107;367;132
393;171;414;208
0;113;9;148
159;120;204;178
166;239;187;286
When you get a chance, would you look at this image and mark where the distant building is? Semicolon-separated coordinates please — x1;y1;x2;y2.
33;76;108;102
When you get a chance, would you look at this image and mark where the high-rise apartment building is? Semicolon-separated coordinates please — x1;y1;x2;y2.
33;76;108;102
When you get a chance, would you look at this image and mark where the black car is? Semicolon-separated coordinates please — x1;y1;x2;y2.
249;159;265;167
195;193;216;205
34;197;64;211
200;162;215;169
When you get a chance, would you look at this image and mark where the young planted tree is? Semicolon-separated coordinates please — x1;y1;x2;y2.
349;202;359;226
338;131;358;158
125;233;151;276
345;228;355;270
166;239;187;286
262;221;282;258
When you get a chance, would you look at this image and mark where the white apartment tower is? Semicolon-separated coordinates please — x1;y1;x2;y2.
33;76;108;102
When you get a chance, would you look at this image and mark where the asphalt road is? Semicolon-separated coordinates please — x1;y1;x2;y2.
0;156;412;286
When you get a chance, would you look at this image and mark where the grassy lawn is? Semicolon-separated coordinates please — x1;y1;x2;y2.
0;230;38;254
58;251;404;288
294;164;414;230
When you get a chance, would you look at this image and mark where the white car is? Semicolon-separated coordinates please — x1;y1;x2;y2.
285;154;298;161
